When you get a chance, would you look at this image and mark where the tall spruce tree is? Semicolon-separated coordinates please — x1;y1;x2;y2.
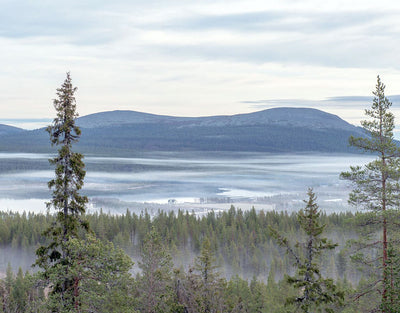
36;73;89;311
340;76;400;311
270;188;343;313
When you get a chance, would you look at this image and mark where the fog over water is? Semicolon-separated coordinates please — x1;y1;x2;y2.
0;152;374;215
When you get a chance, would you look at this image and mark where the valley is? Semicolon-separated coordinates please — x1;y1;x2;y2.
0;151;372;214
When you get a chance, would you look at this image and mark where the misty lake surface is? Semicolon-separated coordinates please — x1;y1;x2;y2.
0;152;374;214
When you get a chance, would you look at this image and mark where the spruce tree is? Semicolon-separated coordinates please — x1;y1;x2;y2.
10;268;28;313
270;188;343;313
184;238;226;313
35;72;89;311
381;244;400;313
137;227;174;313
340;76;400;311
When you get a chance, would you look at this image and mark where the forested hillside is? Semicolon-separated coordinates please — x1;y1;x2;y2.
0;108;365;155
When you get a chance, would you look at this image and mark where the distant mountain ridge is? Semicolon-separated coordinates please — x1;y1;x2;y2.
0;108;365;155
0;124;25;136
76;107;360;133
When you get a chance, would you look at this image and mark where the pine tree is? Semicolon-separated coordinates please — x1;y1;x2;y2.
270;188;343;312
340;76;400;311
35;73;89;311
66;235;135;313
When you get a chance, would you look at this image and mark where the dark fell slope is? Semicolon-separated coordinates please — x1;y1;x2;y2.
0;108;365;155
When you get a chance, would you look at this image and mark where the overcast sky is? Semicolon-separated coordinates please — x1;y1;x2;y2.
1;0;400;128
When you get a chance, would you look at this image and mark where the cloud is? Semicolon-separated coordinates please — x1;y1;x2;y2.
243;94;400;125
156;10;380;34
1;0;400;120
151;40;397;69
0;1;126;45
2;1;399;67
134;8;400;68
244;94;400;108
325;95;400;107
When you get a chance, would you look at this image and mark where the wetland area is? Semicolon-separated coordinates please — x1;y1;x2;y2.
0;152;372;215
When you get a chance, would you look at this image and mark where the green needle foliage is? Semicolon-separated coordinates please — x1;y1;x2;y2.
381;244;400;313
45;72;89;241
270;189;343;313
137;227;174;313
35;73;90;310
184;238;226;313
340;76;400;311
46;234;135;312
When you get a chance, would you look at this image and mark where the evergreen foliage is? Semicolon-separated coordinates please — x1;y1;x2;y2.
0;208;383;312
0;208;356;281
35;73;90;310
270;189;344;312
182;238;227;313
340;76;400;311
47;234;135;312
29;73;134;312
381;244;400;313
136;227;173;313
6;75;397;312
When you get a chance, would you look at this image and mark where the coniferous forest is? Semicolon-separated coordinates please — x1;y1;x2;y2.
0;207;366;312
1;75;400;313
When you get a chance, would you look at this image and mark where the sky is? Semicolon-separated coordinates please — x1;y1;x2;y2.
1;0;400;129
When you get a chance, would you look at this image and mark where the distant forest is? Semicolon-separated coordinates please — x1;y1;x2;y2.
0;207;355;281
0;207;378;312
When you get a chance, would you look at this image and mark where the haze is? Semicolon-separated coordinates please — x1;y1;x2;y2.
0;152;373;214
1;0;400;128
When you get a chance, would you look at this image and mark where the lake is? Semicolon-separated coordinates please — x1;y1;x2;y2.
0;152;373;215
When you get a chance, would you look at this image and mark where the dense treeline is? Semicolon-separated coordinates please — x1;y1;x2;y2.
0;207;359;281
0;208;378;312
